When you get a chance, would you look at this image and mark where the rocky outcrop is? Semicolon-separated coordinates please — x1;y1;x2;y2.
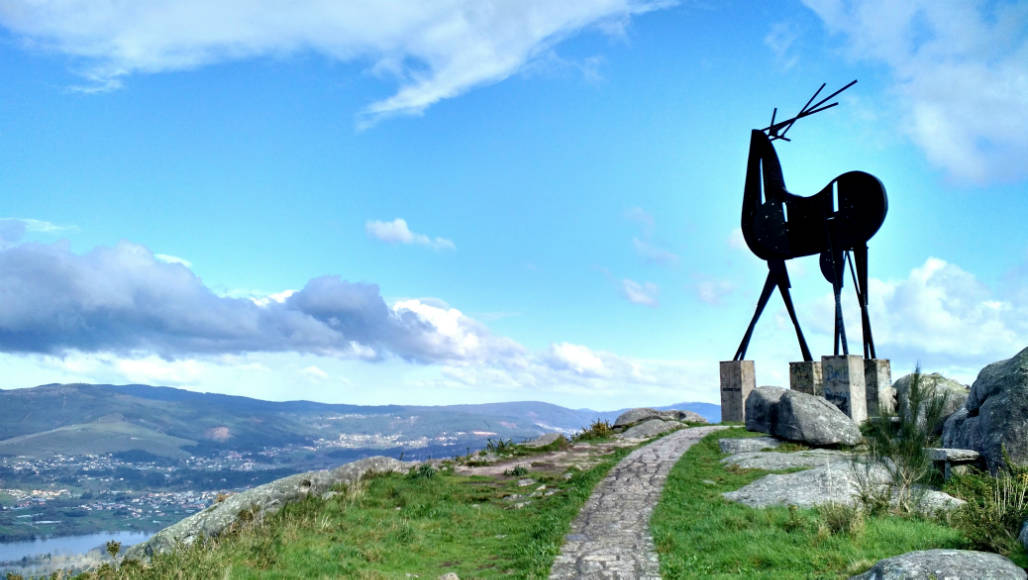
849;549;1026;580
721;449;851;471
620;418;680;440
943;347;1028;472
722;460;963;513
893;372;968;433
613;407;705;428
123;456;408;561
745;387;862;447
523;433;565;448
718;436;780;455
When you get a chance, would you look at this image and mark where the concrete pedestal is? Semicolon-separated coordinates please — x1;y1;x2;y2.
822;355;868;423
720;360;755;423
864;359;893;417
789;361;823;395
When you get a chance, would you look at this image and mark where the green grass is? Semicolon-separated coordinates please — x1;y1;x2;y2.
651;428;966;579
88;447;633;579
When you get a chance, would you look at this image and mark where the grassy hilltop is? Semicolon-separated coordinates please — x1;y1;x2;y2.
49;427;1024;579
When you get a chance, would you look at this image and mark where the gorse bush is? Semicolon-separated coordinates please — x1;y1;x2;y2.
947;458;1028;553
575;419;614;441
858;366;948;513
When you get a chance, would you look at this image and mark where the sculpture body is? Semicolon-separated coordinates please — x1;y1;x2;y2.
733;81;887;362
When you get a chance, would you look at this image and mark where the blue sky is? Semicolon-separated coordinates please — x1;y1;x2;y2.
1;1;1026;410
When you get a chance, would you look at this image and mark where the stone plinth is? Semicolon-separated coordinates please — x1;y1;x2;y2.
928;448;982;480
789;361;823;395
720;360;755;423
864;359;893;417
822;355;867;423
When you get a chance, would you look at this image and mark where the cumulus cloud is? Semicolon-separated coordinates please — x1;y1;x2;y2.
0;1;672;125
0;240;505;362
803;257;1028;366
546;342;609;377
802;0;1028;183
621;279;659;307
366;218;455;251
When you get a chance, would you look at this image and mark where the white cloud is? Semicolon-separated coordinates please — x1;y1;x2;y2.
764;21;799;70
0;218;77;247
392;298;525;362
248;289;296;307
366;218;455;251
301;365;328;380
799;257;1028;370
547;342;609;377
115;355;205;385
632;237;679;266
0;1;673;126
802;0;1028;183
155;253;192;268
695;277;735;305
621;278;659;307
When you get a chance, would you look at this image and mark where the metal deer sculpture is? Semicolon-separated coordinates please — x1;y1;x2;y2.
733;80;887;363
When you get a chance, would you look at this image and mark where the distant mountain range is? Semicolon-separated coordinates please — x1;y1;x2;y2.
0;383;720;460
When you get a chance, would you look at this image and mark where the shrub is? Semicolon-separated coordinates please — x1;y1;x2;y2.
948;460;1028;553
485;438;517;455
858;366;948;513
504;465;529;477
816;503;865;538
407;464;436;480
575;419;614;441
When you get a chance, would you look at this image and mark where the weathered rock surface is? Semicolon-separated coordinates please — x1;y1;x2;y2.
613;408;705;428
124;456;408;561
619;418;680;440
721;449;851;471
849;549;1026;580
894;372;968;433
524;432;565;448
943;347;1028;472
745;386;862;447
722;460;964;512
718;436;780;455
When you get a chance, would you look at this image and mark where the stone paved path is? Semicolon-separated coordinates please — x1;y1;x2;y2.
549;426;727;580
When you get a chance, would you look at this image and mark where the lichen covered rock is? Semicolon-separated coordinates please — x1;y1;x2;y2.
943;347;1028;472
745;386;862;447
849;549;1025;580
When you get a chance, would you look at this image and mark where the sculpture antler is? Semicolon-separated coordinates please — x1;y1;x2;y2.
763;80;857;142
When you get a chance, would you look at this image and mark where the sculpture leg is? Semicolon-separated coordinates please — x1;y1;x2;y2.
853;245;876;359
833;278;848;356
733;271;777;361
770;261;813;362
822;244;848;356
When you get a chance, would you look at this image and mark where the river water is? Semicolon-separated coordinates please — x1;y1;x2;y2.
0;531;151;563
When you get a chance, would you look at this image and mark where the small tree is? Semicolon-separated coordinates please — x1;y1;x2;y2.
858;366;949;513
